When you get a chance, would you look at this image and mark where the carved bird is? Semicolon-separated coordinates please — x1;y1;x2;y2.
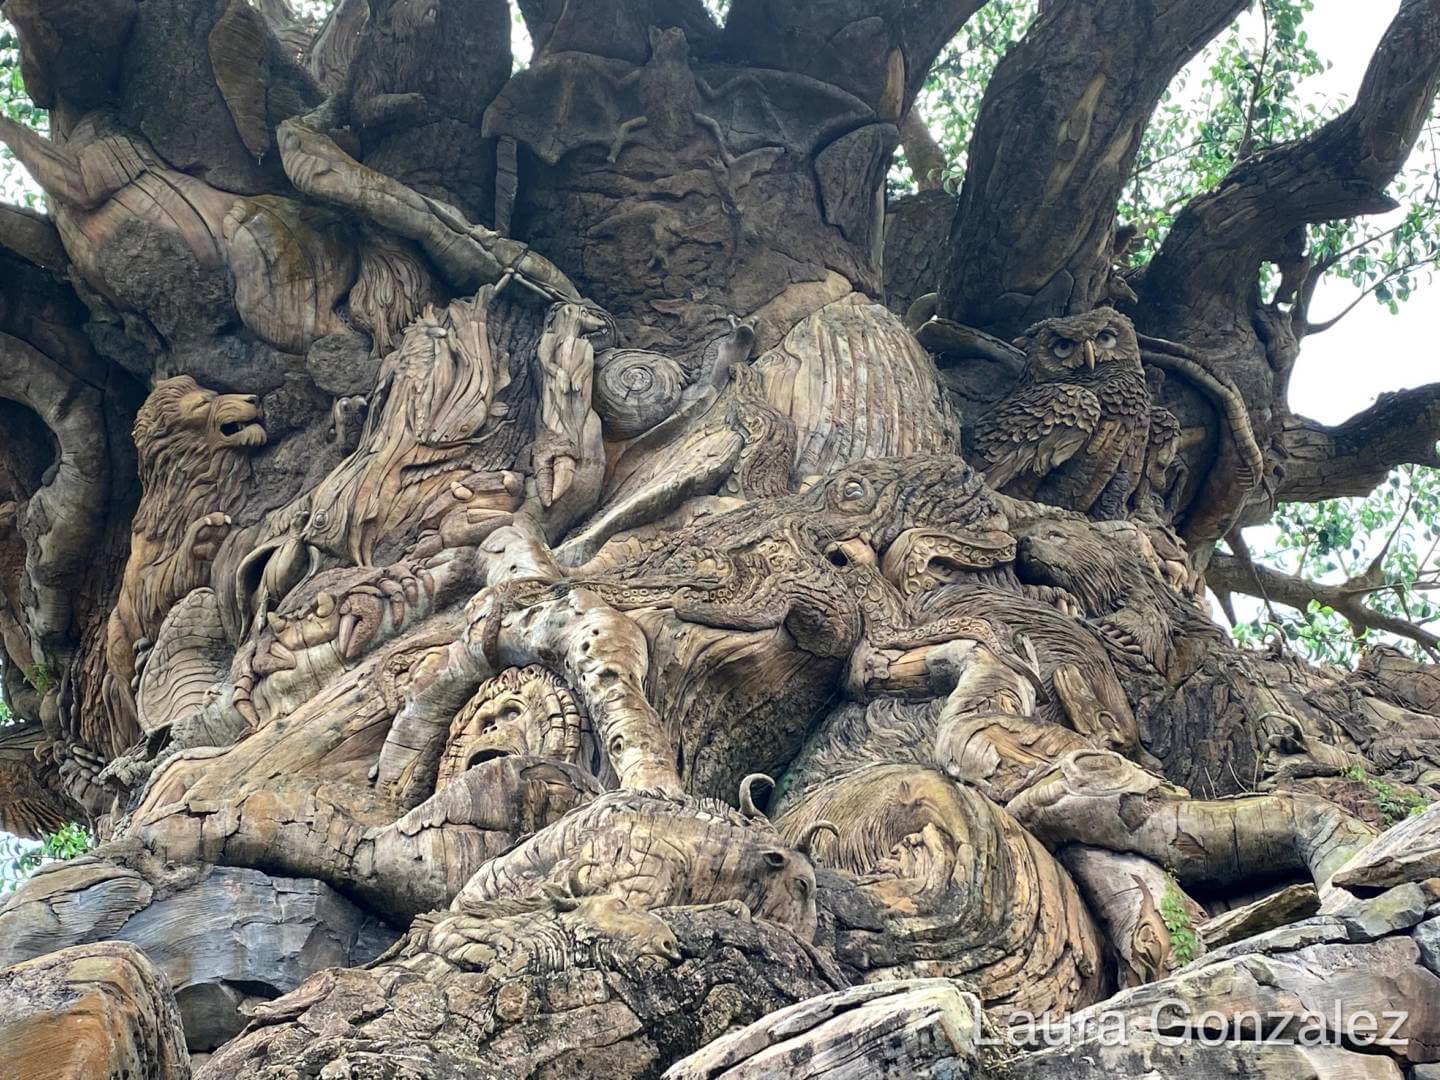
966;310;1151;519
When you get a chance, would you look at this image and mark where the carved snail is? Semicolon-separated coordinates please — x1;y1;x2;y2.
591;347;686;440
592;320;756;442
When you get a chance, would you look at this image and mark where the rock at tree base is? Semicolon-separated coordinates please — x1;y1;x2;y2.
0;940;190;1079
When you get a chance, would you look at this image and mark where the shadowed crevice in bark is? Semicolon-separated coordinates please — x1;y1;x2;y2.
0;0;1438;1076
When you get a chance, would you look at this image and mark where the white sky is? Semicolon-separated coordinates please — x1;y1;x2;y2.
1265;2;1435;425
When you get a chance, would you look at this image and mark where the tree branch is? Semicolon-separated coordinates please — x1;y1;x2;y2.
938;0;1248;337
1305;253;1440;334
721;0;988;117
1272;383;1440;504
1142;0;1440;331
1208;549;1440;659
901;106;948;191
0;204;67;273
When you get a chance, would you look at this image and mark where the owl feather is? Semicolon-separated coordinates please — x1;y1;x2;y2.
966;310;1151;518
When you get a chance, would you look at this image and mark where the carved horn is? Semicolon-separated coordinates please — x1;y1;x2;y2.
738;773;774;820
795;820;839;861
566;859;598;899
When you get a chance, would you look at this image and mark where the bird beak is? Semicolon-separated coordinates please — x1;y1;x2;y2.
1084;340;1096;370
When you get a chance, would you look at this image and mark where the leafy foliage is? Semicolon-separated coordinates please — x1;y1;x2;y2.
0;822;93;894
1159;877;1201;966
1341;765;1431;827
1229;465;1440;664
0;17;44;206
22;661;52;694
0;833;38;893
892;1;1036;196
1123;0;1333;262
900;0;1440;313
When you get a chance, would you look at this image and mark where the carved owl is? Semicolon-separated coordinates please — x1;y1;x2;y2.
966;310;1151;519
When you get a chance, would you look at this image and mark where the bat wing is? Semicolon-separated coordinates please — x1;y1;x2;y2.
483;53;636;165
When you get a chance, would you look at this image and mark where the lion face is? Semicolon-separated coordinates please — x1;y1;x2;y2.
130;376;268;544
135;376;267;463
172;384;266;451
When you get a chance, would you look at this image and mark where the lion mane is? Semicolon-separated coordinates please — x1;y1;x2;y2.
96;376;267;753
130;375;266;549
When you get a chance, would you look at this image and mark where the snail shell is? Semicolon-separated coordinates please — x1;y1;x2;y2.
593;348;686;439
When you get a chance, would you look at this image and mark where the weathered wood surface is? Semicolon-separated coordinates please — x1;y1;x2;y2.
0;1;1439;1077
0;941;191;1080
663;979;983;1079
0;860;394;1051
197;908;843;1080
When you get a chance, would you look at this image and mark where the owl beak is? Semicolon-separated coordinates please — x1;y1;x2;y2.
1084;340;1097;370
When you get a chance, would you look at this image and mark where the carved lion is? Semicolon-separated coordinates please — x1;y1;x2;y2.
98;376;266;754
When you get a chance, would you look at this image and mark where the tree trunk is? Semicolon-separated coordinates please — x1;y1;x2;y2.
1;1;1439;1077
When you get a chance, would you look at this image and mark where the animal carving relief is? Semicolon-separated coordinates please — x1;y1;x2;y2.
967;311;1152;519
6;6;1438;1077
100;376;265;753
299;290;521;565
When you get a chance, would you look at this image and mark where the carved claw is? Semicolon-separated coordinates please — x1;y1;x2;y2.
336;612;361;659
379;578;409;623
184;511;233;563
536;451;578;508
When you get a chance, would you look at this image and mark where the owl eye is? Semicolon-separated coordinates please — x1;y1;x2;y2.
1097;330;1118;349
1052;339;1075;360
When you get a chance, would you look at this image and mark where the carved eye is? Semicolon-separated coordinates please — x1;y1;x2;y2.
1097;329;1118;349
832;476;875;510
824;544;849;568
1051;339;1075;360
763;850;787;869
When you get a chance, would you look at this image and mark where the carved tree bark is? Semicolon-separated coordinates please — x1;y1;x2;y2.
0;0;1439;1077
938;0;1249;337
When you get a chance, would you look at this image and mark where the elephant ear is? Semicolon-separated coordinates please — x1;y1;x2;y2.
209;0;322;159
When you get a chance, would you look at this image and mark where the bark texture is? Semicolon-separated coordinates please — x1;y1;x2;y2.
0;0;1439;1076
